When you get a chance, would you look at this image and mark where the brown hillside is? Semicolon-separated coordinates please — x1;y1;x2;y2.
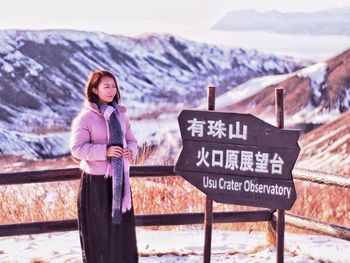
221;75;311;116
323;48;350;111
297;111;350;175
221;48;350;118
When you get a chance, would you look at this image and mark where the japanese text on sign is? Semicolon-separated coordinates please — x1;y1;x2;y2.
196;147;284;175
187;118;247;140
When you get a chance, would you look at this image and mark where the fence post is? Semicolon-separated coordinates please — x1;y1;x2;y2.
275;87;285;263
203;86;215;263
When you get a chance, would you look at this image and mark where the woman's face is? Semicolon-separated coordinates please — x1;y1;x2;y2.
93;76;117;104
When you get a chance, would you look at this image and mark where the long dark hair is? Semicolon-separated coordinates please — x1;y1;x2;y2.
85;70;121;103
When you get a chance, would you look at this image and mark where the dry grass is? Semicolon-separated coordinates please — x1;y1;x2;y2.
0;181;79;224
0;145;349;238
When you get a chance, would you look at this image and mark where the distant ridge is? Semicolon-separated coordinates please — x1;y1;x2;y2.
213;8;350;36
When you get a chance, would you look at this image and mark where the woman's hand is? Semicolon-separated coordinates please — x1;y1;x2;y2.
122;147;133;161
106;146;123;158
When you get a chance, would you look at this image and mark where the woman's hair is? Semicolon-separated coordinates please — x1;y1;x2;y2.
85;70;121;104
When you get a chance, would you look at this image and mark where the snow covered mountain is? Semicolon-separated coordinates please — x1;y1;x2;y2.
213;8;350;36
220;48;350;130
0;29;306;158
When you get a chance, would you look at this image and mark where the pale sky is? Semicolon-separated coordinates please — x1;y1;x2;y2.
1;0;350;36
1;0;350;60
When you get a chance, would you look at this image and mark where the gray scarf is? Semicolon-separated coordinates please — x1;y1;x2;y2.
98;101;124;224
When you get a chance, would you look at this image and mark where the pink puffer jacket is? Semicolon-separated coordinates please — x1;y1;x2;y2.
70;102;138;176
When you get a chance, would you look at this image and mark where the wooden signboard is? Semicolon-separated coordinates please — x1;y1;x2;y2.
174;109;300;210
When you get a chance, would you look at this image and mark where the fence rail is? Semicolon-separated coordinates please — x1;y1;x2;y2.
1;166;349;188
292;168;350;188
0;210;272;237
282;213;350;241
0;165;349;240
0;166;173;185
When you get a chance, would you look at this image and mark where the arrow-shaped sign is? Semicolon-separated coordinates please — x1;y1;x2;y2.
174;109;301;210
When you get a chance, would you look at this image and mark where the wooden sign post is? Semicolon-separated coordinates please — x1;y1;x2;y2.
174;87;300;262
203;86;215;263
276;87;285;263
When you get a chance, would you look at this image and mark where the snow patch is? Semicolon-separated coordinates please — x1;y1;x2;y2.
0;229;349;262
0;60;14;73
197;74;291;110
339;86;350;110
291;103;341;125
0;43;15;54
0;129;71;158
297;62;327;98
132;117;179;147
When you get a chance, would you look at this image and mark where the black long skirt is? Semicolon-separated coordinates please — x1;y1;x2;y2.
77;172;138;263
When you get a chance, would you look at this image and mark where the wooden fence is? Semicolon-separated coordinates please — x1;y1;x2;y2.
0;165;349;241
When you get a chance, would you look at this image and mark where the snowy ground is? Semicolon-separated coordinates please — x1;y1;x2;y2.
0;228;349;262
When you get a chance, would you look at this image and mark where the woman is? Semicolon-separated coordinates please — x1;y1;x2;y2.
70;70;139;263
